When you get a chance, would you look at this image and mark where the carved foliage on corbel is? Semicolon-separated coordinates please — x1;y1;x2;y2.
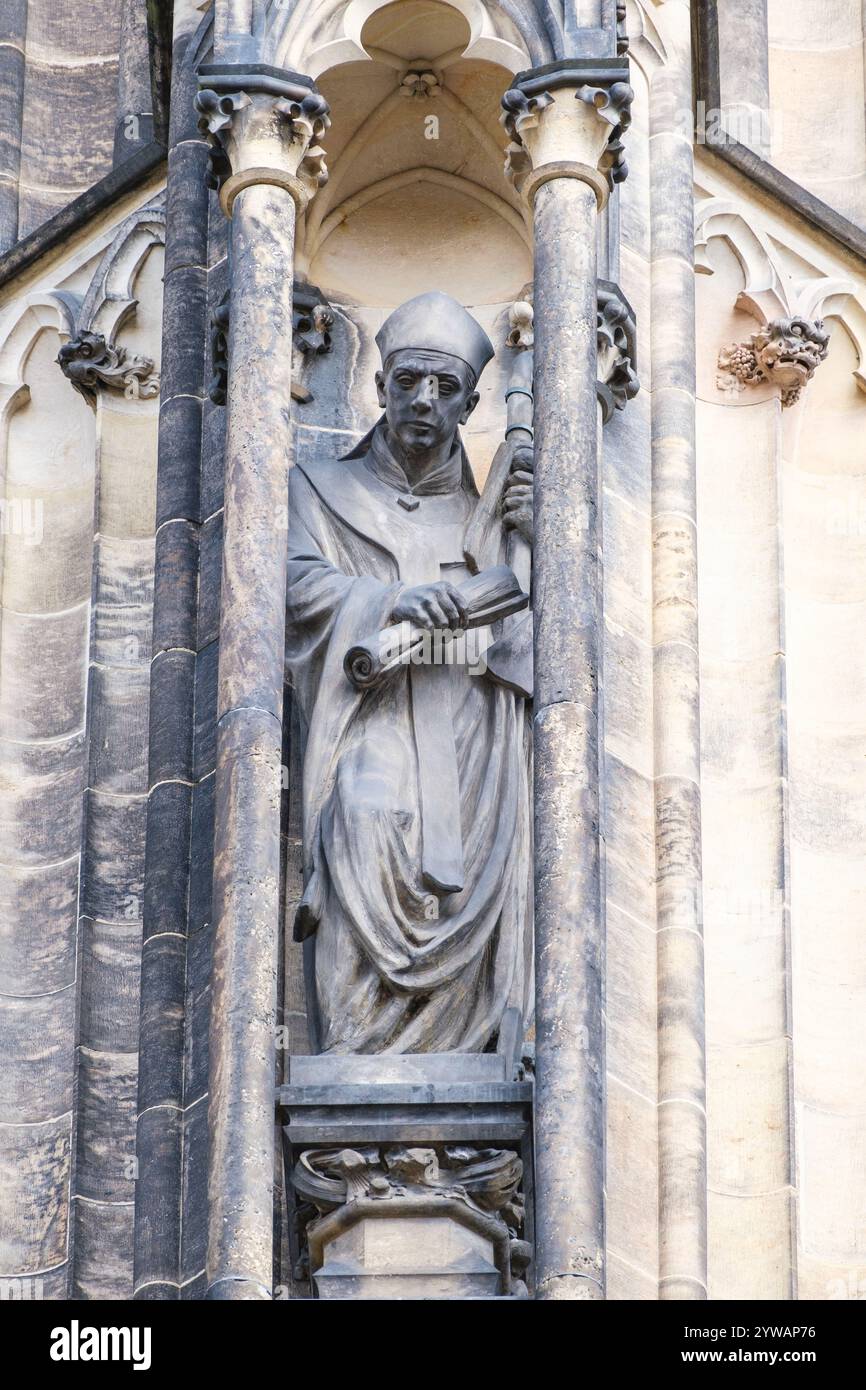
696;197;861;406
718;317;831;408
502;284;639;421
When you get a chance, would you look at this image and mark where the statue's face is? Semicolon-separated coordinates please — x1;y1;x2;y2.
376;350;479;456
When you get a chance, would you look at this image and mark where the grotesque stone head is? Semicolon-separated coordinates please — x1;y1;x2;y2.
374;292;494;457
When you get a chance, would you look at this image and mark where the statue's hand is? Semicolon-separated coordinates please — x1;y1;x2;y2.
502;445;533;546
392;580;468;631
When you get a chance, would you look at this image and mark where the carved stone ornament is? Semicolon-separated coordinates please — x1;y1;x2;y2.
208;292;230;406
399;65;441;98
57;330;159;402
575;78;633;186
48;202;165;403
597;280;640;420
194;65;331;215
717;315;831;407
292;1144;531;1298
501;67;633;192
208;281;334;406
501;284;639;422
506;298;534;350
500;87;554;188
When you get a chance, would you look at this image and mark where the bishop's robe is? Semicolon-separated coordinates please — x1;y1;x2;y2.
285;422;532;1054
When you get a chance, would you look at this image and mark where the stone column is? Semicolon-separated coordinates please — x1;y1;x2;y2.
194;65;329;1301
650;3;707;1301
502;58;632;1301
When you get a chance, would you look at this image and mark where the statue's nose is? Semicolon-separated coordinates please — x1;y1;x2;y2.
412;376;437;411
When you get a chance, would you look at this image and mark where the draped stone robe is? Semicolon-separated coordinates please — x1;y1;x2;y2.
286;423;532;1054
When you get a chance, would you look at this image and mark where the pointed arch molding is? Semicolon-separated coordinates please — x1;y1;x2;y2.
695;197;866;395
0;202;166;420
311;164;530;262
305;80;517;249
265;0;555;78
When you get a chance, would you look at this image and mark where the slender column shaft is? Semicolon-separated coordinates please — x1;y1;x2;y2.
650;1;707;1301
206;183;297;1300
532;175;605;1301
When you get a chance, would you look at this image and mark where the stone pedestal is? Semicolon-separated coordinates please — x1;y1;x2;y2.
279;1055;533;1300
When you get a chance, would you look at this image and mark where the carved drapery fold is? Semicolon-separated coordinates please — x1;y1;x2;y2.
501;60;634;205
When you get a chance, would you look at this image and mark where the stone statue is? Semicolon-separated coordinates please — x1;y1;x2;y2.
286;291;534;1054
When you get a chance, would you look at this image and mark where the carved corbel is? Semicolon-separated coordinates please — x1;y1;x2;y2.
50;202;165;404
292;1144;530;1298
597;281;640;421
208;280;334;406
501;60;633;207
57;330;159;403
195;64;331;217
717;316;830;407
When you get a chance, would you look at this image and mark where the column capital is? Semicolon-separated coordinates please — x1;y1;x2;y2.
501;57;633;210
717;315;831;407
195;63;331;217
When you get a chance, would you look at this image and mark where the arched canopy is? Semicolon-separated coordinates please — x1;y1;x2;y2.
262;0;560;77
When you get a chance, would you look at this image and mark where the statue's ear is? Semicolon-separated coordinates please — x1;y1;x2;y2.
459;390;480;425
375;370;386;407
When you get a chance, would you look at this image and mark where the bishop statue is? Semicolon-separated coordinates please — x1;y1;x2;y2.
285;291;534;1055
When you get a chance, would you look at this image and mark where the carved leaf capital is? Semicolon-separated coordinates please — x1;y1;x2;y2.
194;83;332;206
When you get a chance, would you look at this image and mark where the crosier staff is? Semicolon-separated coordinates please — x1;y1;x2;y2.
463;298;534;698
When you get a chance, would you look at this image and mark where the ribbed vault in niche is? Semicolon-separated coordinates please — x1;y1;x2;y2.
293;0;533;306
